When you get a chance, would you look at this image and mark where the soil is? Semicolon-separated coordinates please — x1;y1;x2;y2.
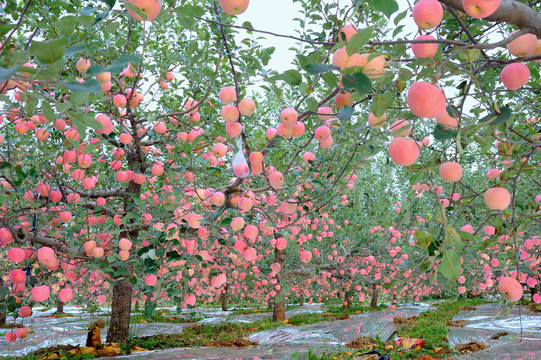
433;347;452;355
393;315;417;325
34;344;80;356
165;317;200;323
446;320;466;327
336;314;350;320
203;338;258;347
455;342;488;353
461;306;477;311
354;354;379;360
490;331;508;340
345;336;377;349
1;323;24;329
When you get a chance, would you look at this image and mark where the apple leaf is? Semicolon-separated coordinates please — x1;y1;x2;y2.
305;63;341;75
439;250;461;281
370;94;387;117
479;106;512;126
102;0;116;8
0;65;20;82
372;0;399;18
281;69;302;86
61;79;102;93
30;37;68;64
41;101;56;123
124;0;147;20
178;5;205;17
338;106;354;121
64;45;85;59
384;279;397;290
342;72;371;96
145;303;157;319
433;123;458;141
445;226;462;247
414;230;433;247
86;54;141;76
346;27;373;56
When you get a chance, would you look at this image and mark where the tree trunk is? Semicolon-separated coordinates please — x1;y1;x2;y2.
299;295;304;306
272;246;286;322
135;298;140;312
221;283;229;311
106;279;133;343
105;142;143;343
267;297;273;310
370;283;379;308
56;299;64;314
0;278;6;326
344;286;354;310
144;291;153;312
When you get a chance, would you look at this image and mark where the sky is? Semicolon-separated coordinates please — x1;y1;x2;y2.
233;0;417;73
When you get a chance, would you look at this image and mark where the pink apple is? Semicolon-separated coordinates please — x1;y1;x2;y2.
462;0;501;18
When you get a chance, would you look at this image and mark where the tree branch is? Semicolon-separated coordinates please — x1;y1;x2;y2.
439;0;541;37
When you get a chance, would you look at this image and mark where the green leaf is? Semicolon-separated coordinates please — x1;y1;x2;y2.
178;5;205;17
383;279;397;290
439;250;461;281
370;94;386;117
103;0;116;8
414;230;433;247
282;69;302;86
445;226;462;247
433;123;458;141
341;72;371;95
305;63;340;75
0;65;20;82
61;79;102;93
338;106;354;121
306;97;318;112
145;303;157;319
479;107;512;126
30;37;68;64
41;101;56;123
87;54;141;76
124;1;147;20
67;111;103;130
64;45;85;58
457;230;474;242
372;0;399;18
346;27;373;56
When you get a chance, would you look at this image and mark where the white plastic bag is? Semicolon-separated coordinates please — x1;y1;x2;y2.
232;138;249;178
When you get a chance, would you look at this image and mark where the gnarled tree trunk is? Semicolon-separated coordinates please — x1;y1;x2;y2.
0;278;6;326
0;311;5;327
221;283;229;311
106;142;144;343
370;283;379;308
106;279;133;343
344;285;354;309
272;246;286;322
56;299;64;314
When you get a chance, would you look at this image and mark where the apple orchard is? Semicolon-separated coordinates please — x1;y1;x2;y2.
0;0;540;345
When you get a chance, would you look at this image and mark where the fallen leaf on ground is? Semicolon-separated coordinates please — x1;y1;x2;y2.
455;342;488;353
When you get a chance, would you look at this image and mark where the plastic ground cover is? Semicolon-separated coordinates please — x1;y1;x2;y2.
449;304;541;347
0;306;193;357
3;302;539;359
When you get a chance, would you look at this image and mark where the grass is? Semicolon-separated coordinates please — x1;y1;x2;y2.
291;298;489;360
127;319;281;350
229;303;300;315
129;313;201;324
1;299;492;360
1;320;281;360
